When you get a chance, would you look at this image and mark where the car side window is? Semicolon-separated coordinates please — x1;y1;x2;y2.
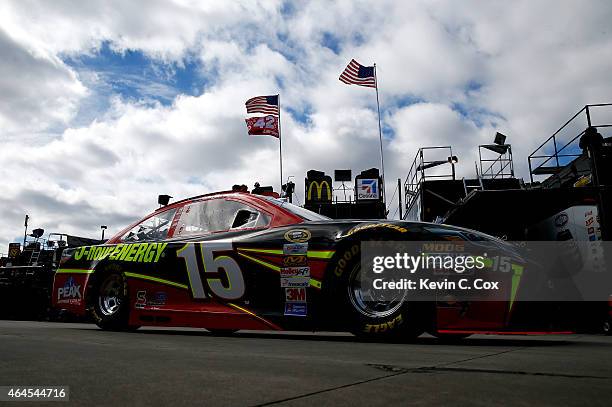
174;199;270;237
120;208;178;242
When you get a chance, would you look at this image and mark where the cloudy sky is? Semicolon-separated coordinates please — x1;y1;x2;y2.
1;0;611;250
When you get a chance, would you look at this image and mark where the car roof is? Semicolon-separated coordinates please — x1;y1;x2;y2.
153;190;257;213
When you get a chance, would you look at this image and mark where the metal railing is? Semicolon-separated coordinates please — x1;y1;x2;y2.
528;103;612;183
479;144;514;179
404;146;455;219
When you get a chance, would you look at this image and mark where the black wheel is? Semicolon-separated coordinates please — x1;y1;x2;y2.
324;241;427;340
91;272;137;331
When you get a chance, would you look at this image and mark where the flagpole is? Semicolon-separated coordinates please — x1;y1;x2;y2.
373;63;386;206
277;93;283;194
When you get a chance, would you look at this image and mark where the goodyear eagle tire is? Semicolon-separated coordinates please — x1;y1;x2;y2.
325;241;427;340
91;272;136;331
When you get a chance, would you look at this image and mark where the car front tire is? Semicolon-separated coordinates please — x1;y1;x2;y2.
91;272;136;331
325;241;427;340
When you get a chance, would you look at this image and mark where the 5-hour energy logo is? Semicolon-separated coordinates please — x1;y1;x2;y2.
74;243;168;263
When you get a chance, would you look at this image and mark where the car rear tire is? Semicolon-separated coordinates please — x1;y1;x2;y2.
324;241;427;340
91;272;137;331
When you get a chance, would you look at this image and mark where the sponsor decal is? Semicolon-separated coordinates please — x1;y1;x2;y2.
280;267;310;278
357;178;378;200
363;314;403;333
149;291;167;307
555;213;569;228
57;277;82;305
135;290;147;309
285;287;307;302
73;242;168;263
284;302;307;317
134;290;165;309
284;229;312;243
282;255;308;267
345;223;408;236
280;277;310;288
283;243;308;255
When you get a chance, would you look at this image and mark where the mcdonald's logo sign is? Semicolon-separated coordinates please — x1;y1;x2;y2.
8;243;21;258
306;177;332;203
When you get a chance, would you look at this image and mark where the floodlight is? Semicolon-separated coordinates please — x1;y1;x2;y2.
494;132;507;145
158;194;172;206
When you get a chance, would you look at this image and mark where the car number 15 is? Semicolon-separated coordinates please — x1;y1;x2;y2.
177;242;245;300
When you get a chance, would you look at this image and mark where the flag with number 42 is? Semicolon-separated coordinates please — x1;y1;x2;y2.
245;115;279;138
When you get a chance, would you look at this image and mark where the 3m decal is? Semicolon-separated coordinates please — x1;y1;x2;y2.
285;287;306;302
284;229;312;243
284;302;307;317
283;243;308;255
73;243;168;263
280;267;310;278
177;242;245;300
280;277;310;288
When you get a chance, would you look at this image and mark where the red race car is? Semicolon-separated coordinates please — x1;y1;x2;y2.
52;189;571;339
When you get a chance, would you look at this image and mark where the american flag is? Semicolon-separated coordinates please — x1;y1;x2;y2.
339;59;376;88
245;95;279;115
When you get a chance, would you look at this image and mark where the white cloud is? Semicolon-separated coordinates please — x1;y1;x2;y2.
0;28;86;136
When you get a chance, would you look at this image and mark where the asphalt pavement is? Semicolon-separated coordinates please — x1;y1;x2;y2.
1;320;611;406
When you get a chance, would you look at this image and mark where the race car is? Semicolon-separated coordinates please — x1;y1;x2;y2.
51;188;564;339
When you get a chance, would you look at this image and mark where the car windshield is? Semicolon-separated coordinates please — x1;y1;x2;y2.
261;196;330;221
